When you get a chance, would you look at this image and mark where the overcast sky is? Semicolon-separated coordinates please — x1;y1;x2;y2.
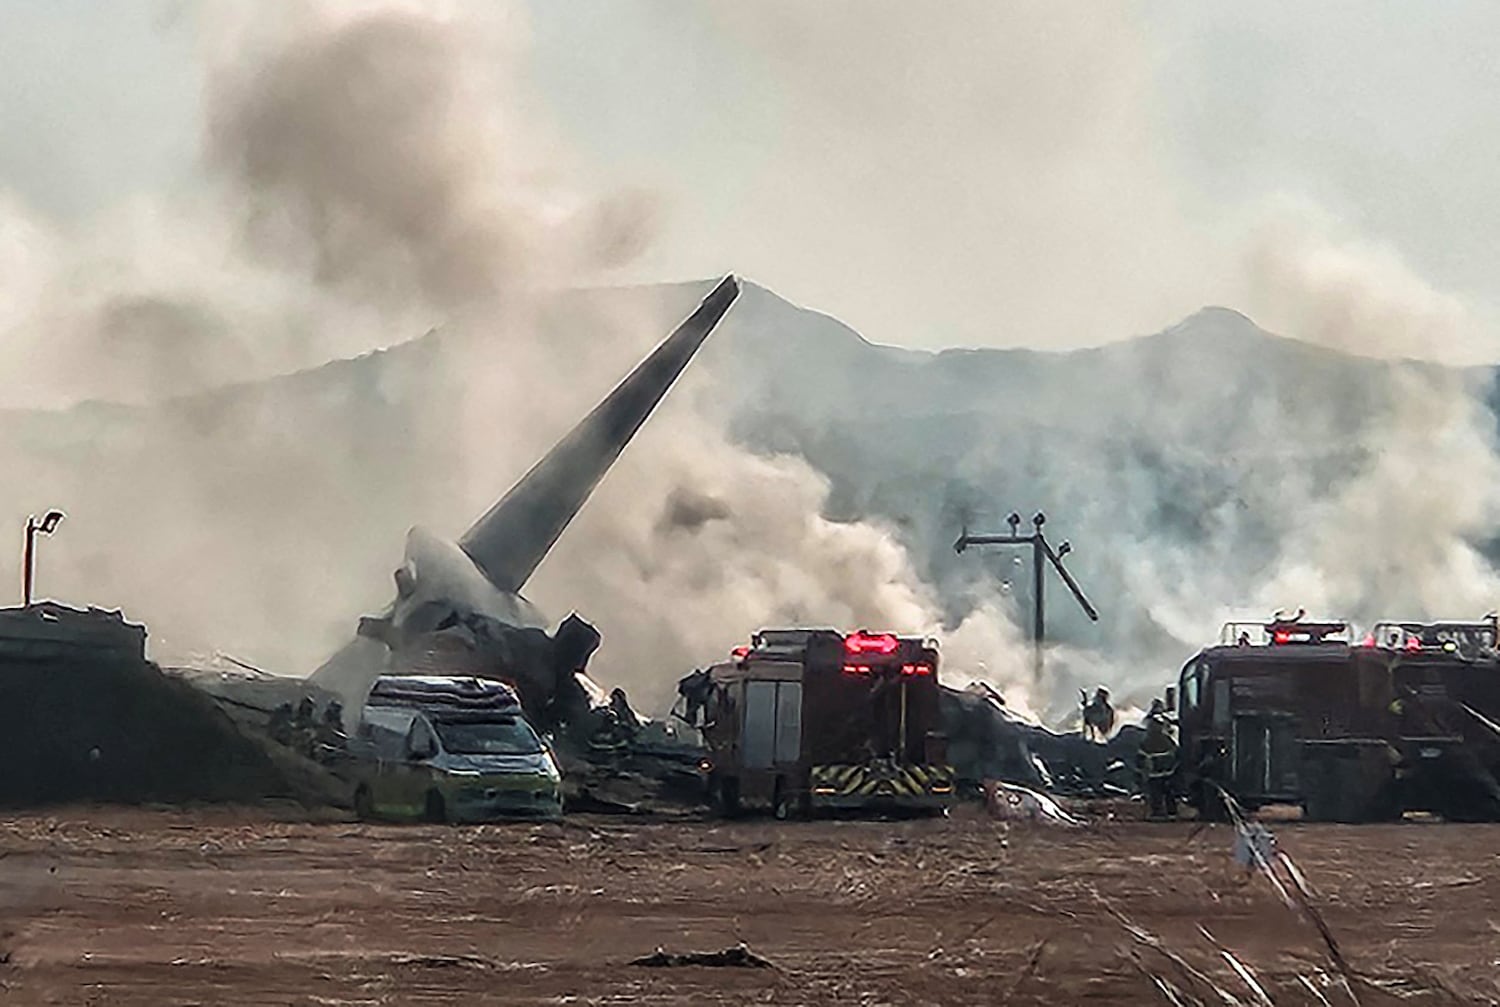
5;1;1500;357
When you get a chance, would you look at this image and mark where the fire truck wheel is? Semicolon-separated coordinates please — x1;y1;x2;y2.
1193;787;1231;823
772;778;792;821
1436;784;1500;823
710;776;741;818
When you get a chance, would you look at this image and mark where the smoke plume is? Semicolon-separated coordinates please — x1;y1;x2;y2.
5;2;1500;732
0;1;1029;720
1239;206;1500;623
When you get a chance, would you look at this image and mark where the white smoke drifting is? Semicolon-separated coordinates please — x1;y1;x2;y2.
0;2;1028;717
4;3;1500;730
1240;205;1500;622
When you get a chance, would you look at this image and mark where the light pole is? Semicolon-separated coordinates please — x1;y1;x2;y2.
954;511;1098;681
22;510;65;607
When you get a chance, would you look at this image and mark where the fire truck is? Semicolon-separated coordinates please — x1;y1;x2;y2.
1175;614;1500;822
693;629;955;818
1366;618;1500;821
1175;616;1396;821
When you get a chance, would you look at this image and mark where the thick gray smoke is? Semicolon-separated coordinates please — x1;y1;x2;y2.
4;2;1499;731
1238;208;1500;621
0;2;1027;717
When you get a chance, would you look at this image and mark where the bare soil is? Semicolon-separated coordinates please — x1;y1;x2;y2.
0;804;1496;1004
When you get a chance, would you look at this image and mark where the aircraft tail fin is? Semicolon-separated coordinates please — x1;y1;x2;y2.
458;274;740;592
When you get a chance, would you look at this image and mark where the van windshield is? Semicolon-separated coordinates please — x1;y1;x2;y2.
433;717;542;756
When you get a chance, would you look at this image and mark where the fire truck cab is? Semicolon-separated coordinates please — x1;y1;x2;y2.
1176;616;1398;821
1177;613;1500;822
697;629;955;818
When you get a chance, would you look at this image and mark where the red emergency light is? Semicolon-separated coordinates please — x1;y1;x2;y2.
844;631;899;655
731;645;750;660
842;662;931;676
1272;630;1291;645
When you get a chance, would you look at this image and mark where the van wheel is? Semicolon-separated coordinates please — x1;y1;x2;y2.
353;785;375;822
424;790;448;824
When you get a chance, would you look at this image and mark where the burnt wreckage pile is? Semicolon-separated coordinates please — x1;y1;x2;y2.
940;683;1143;797
287;278;744;808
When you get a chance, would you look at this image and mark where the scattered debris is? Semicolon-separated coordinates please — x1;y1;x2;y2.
630;943;774;969
982;780;1082;827
1410;875;1483;891
1214;787;1359;1003
943;683;1146;797
691;842;774;855
1231;822;1277;873
389;953;494;970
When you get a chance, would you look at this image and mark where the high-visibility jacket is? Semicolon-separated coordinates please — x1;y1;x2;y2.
1138;732;1178;779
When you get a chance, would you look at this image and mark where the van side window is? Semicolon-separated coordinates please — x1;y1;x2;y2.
362;707;415;760
405;718;437;757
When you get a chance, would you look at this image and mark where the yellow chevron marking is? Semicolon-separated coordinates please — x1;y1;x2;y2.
809;764;956;797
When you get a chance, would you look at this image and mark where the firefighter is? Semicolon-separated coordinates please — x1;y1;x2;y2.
677;668;713;727
315;701;346;759
1138;704;1178;820
585;691;640;758
292;697;318;757
608;687;642;737
1082;687;1115;742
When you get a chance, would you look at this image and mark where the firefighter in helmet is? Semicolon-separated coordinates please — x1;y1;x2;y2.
1137;699;1178;820
1081;687;1116;742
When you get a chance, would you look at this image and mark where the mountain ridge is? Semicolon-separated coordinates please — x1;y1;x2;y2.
0;282;1435;422
2;280;1495;718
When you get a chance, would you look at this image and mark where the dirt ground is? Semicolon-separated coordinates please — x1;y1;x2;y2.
0;804;1496;1005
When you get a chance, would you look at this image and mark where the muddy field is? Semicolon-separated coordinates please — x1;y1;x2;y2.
0;805;1496;1005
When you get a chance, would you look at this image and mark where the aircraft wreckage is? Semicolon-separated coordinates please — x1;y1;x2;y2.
177;276;740;811
0;278;739;812
299;275;743;803
178;271;1149;813
312;276;741;722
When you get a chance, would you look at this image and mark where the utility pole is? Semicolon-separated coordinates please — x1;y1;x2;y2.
22;510;65;607
954;511;1098;680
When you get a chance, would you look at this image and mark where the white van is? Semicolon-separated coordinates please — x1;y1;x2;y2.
350;681;563;823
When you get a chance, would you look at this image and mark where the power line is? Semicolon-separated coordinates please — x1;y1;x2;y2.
954;511;1098;680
